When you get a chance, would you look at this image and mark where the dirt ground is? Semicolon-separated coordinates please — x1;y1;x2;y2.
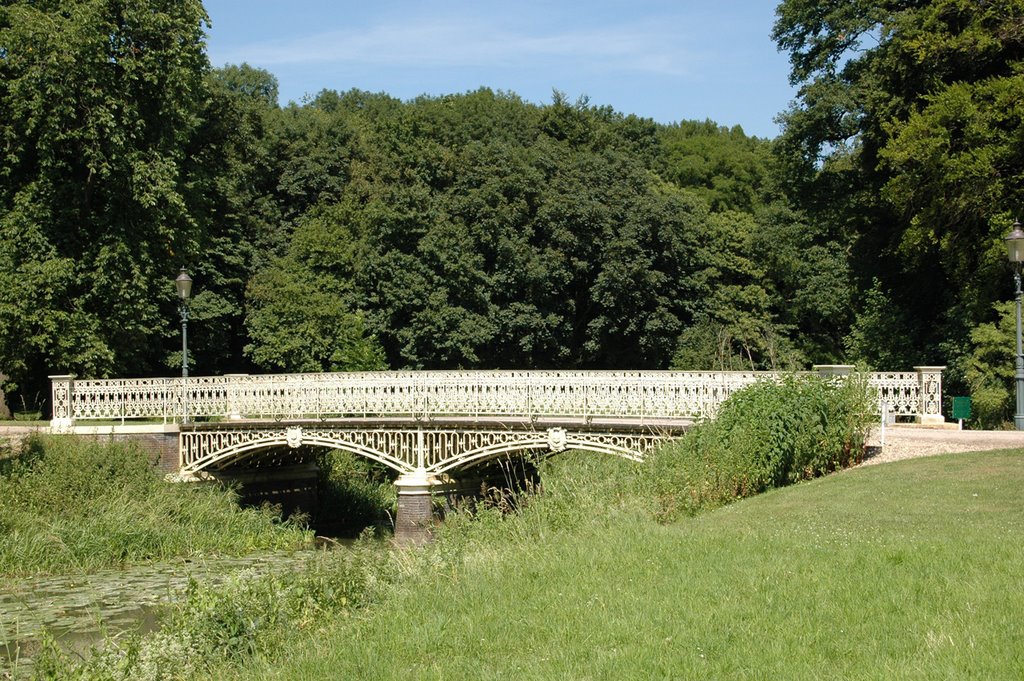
863;425;1024;466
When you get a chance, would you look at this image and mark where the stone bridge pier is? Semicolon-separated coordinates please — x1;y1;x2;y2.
394;470;436;543
392;465;537;544
395;469;457;544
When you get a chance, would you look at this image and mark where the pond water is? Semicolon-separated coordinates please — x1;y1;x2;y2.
0;550;318;675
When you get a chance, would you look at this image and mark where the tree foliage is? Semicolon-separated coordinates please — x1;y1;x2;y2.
773;0;1024;416
233;88;834;373
11;1;995;411
0;0;211;395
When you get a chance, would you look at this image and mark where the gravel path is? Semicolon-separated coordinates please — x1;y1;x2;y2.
863;425;1024;466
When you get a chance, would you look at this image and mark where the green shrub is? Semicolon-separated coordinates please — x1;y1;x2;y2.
644;374;872;520
0;436;311;575
964;301;1015;428
162;543;388;662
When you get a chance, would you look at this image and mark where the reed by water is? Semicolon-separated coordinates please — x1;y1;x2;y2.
0;436;312;578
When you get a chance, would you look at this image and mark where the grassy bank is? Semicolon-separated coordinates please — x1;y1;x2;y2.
17;379;1023;679
228;450;1024;680
0;436;311;576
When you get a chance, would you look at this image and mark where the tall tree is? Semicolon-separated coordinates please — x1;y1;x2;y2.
242;89;714;371
0;0;211;400
180;64;284;375
772;0;1024;382
658;120;771;213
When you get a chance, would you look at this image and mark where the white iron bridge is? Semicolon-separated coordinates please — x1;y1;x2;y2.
49;365;945;473
48;366;945;542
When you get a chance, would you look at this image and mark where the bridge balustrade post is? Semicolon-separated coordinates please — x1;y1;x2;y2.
914;366;946;425
527;374;533;421
49;374;76;432
224;374;247;420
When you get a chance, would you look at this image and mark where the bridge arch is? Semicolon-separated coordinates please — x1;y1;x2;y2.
432;436;645;475
179;425;663;479
181;435;411;476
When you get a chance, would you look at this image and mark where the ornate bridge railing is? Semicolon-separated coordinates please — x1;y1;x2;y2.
49;366;946;429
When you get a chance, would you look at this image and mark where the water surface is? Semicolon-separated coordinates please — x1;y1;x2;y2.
0;551;315;674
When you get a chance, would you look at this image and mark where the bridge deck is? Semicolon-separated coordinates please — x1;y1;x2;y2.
184;415;694;433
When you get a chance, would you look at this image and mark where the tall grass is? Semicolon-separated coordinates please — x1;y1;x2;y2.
643;373;873;520
0;436;311;576
30;538;396;680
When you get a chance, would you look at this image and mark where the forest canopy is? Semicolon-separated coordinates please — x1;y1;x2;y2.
1;0;1022;424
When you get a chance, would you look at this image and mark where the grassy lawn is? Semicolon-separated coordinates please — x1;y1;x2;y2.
236;450;1024;680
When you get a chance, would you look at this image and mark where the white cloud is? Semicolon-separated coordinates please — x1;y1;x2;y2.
212;16;697;77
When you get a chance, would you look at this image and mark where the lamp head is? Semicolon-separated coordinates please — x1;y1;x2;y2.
175;269;192;300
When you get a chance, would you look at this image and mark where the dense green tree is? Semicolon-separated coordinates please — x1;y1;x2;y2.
773;0;1024;413
177;64;284;375
753;202;852;361
843;279;920;370
246;90;729;371
964;301;1016;428
671;209;804;371
244;264;385;373
0;0;211;399
658;121;771;213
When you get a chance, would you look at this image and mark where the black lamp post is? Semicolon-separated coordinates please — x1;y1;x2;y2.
175;269;192;379
1005;220;1024;430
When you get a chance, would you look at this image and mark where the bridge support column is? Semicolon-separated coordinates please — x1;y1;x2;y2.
394;468;439;545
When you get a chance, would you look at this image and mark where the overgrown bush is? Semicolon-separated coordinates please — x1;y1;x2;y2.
644;374;873;521
0;436;311;575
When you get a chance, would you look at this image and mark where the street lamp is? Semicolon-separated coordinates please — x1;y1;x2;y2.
1005;220;1024;429
175;269;192;379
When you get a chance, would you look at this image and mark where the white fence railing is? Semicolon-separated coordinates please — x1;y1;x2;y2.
49;366;946;429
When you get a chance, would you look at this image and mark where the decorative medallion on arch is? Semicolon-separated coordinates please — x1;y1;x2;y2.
547;427;568;453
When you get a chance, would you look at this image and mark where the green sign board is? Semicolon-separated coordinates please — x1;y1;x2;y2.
951;396;971;420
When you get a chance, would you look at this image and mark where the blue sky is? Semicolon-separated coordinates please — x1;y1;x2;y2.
203;0;797;139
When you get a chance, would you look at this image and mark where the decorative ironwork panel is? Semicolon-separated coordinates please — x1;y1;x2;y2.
867;372;920;417
57;368;935;425
180;425;417;474
49;375;74;428
915;367;945;418
179;423;669;477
